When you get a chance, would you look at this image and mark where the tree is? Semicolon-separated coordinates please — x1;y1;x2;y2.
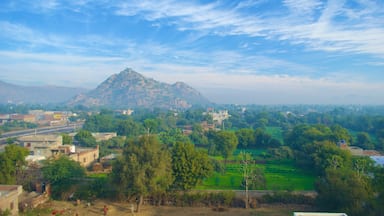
356;132;374;150
209;130;238;164
372;166;384;215
189;124;209;146
42;156;85;199
239;151;265;208
158;128;191;146
61;133;72;145
116;119;143;137
235;128;255;149
171;142;212;190
74;129;97;147
0;144;28;184
83;112;115;132
143;118;158;135
330;124;352;144
315;167;373;216
111;135;173;212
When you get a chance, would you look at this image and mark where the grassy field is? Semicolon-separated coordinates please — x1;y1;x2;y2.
197;149;315;191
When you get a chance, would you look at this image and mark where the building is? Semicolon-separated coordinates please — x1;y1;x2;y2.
370;156;384;167
91;132;117;142
10;114;36;123
18;134;63;158
68;145;99;167
0;114;11;125
293;213;347;216
203;109;231;128
0;185;23;216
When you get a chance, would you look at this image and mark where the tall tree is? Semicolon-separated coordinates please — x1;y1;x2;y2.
356;132;374;150
171;142;212;190
316;167;373;216
239;151;265;209
209;130;238;164
143;118;158;135
42;156;85;199
0;144;28;184
111;135;173;212
235;128;255;149
74;129;97;147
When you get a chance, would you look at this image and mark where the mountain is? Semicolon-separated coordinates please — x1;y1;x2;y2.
0;80;87;104
69;68;211;109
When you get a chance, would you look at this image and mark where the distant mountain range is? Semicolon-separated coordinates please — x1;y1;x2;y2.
0;68;211;109
68;68;211;109
0;80;87;105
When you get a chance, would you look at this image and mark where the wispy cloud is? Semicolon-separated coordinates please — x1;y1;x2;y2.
113;0;384;57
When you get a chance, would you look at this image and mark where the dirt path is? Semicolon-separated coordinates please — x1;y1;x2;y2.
33;200;314;216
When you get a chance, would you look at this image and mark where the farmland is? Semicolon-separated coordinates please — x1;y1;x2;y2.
196;149;316;191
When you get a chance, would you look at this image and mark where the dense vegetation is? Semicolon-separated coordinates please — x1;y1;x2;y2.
1;104;384;215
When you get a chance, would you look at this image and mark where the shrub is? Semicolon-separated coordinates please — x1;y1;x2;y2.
258;191;315;205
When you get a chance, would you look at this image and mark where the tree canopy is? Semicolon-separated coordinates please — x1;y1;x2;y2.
111;135;173;212
171;142;212;190
0;144;28;184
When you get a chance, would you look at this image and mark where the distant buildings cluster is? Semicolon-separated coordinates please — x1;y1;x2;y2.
338;140;384;167
17;134;100;168
0;110;75;126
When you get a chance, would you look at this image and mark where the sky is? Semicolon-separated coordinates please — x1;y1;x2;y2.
0;0;383;105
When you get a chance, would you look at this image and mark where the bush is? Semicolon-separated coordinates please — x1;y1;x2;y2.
171;191;236;207
258;191;315;205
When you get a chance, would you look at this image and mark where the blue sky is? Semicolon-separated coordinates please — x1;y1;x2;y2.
0;0;383;104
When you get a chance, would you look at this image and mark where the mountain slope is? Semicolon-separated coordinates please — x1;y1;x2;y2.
0;80;87;104
69;68;211;109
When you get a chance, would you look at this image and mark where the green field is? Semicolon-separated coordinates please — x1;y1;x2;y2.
196;149;315;191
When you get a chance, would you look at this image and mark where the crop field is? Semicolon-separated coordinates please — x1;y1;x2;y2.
197;149;315;191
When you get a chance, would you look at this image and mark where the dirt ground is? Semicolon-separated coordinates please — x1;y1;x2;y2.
30;199;315;216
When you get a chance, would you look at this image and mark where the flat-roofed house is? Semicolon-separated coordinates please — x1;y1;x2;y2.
69;145;99;167
0;185;23;216
18;135;62;158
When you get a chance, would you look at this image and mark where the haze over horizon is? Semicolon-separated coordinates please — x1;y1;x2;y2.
0;0;383;105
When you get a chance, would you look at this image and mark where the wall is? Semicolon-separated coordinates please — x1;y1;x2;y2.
0;185;23;216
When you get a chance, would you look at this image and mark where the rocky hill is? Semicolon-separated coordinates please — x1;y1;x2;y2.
0;80;87;104
69;68;211;109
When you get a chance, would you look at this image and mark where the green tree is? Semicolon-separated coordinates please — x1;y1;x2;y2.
372;166;384;215
356;132;374;150
209;130;238;164
74;129;97;147
42;156;85;199
235;128;255;149
61;133;72;145
111;135;173;212
316;167;373;216
158;128;191;146
330;124;352;144
143;118;158;135
116;118;143;137
0;144;28;184
171;142;212;190
189;124;209;146
83;112;115;132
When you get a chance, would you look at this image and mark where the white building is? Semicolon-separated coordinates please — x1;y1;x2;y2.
293;213;347;216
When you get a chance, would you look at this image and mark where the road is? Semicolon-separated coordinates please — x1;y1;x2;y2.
0;122;83;146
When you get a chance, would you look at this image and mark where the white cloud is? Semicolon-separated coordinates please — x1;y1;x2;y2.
283;0;323;16
113;0;384;57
